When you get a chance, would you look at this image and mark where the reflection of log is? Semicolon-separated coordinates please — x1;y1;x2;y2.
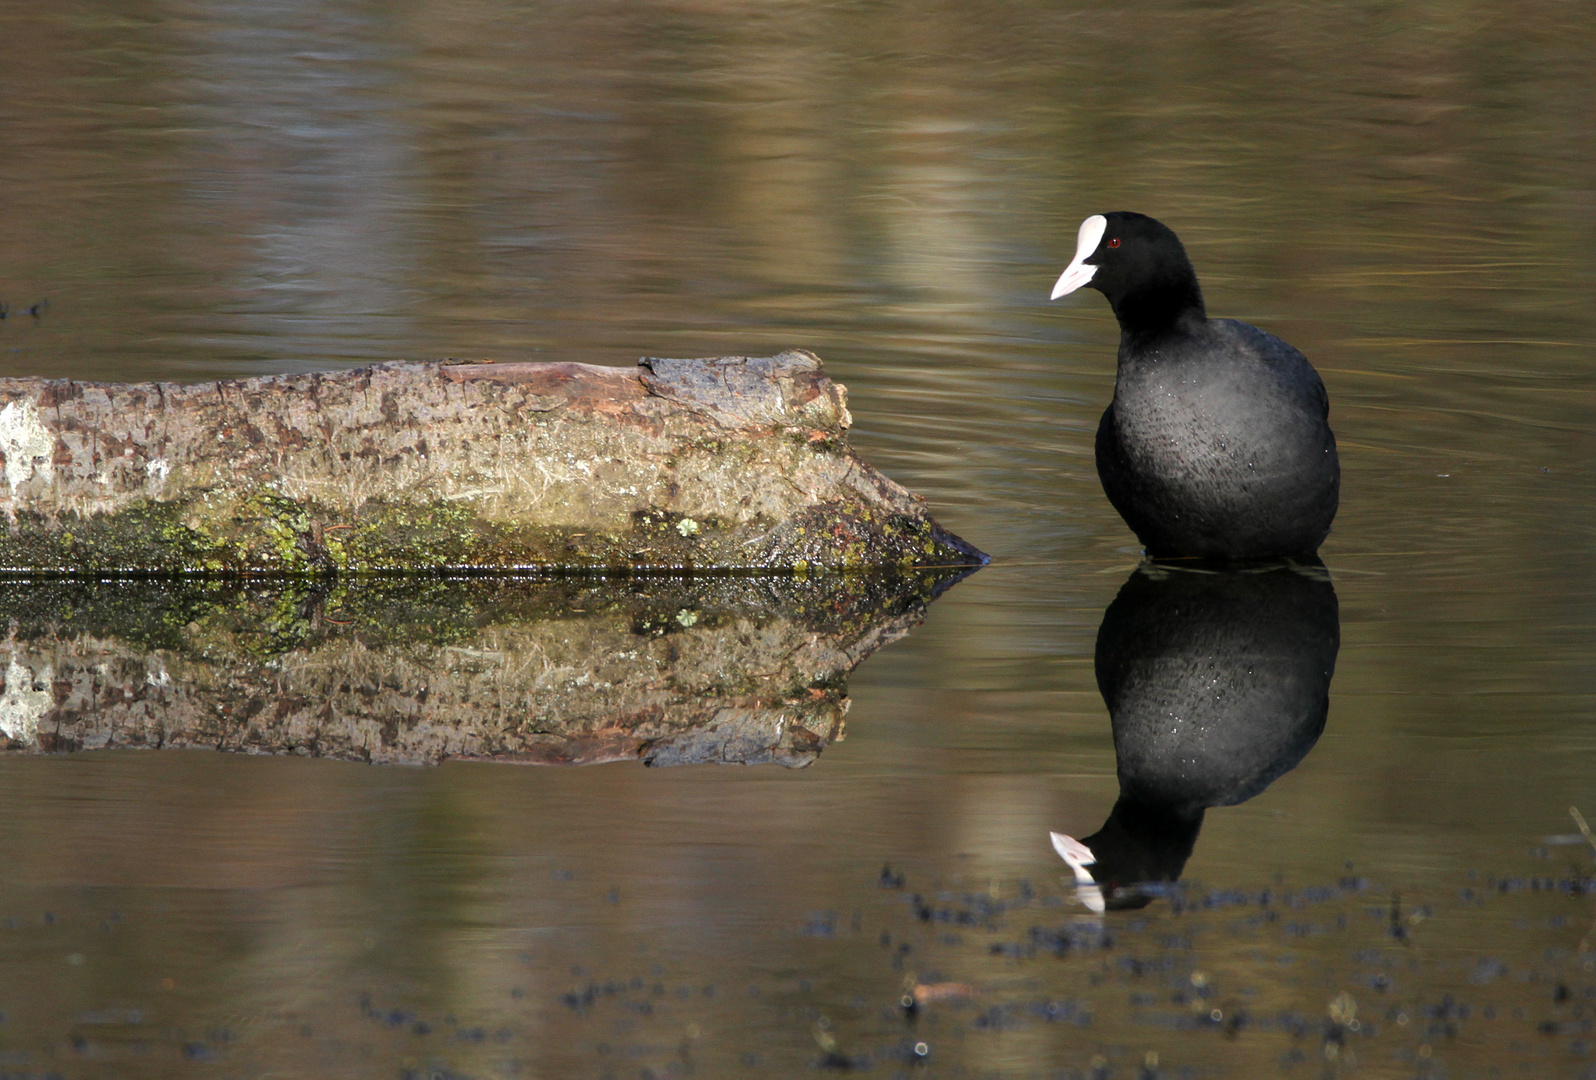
0;571;970;767
0;351;983;572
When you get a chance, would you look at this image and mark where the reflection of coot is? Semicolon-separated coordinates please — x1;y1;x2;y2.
1053;561;1339;910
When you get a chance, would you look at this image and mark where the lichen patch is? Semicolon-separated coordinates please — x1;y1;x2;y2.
0;399;56;494
0;656;54;744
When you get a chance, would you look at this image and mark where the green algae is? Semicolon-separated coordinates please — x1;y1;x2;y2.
0;569;975;663
0;483;984;578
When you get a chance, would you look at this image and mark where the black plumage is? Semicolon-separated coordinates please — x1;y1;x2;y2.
1052;212;1339;560
1054;560;1340;910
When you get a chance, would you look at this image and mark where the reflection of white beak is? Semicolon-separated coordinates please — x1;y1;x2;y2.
1050;830;1106;913
1049;214;1107;299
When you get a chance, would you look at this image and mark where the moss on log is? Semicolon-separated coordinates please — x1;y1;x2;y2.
0;351;984;574
0;570;969;767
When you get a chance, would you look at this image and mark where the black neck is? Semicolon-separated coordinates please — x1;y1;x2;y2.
1079;795;1204;908
1109;275;1206;342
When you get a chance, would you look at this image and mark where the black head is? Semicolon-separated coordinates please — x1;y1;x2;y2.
1050;211;1206;337
1049;800;1203;913
1078;796;1204;911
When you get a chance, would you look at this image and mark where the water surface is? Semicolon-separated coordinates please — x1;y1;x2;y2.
3;1;1596;1077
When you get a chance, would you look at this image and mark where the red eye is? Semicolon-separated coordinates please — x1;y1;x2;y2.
1108;238;1121;248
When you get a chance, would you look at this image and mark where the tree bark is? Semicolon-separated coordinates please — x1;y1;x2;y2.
0;351;984;573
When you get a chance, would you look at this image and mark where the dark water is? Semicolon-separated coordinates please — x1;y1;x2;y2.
4;1;1596;1077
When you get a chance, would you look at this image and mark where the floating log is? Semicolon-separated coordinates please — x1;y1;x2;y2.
0;351;984;573
0;571;969;767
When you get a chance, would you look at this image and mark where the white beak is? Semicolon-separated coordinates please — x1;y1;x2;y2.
1050;830;1106;913
1049;214;1107;299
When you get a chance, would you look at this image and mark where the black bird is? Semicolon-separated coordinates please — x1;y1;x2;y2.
1051;212;1339;560
1052;560;1340;910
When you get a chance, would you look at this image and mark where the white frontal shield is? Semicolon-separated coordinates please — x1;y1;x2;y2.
1050;215;1107;299
1050;830;1106;914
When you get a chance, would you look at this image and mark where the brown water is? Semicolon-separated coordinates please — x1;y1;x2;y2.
4;1;1596;1077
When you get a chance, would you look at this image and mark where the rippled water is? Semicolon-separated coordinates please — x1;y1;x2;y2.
3;2;1596;1077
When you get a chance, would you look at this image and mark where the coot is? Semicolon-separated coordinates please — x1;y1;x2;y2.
1051;212;1339;559
1052;560;1339;910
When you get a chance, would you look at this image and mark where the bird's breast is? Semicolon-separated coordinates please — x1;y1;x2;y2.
1106;362;1331;516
